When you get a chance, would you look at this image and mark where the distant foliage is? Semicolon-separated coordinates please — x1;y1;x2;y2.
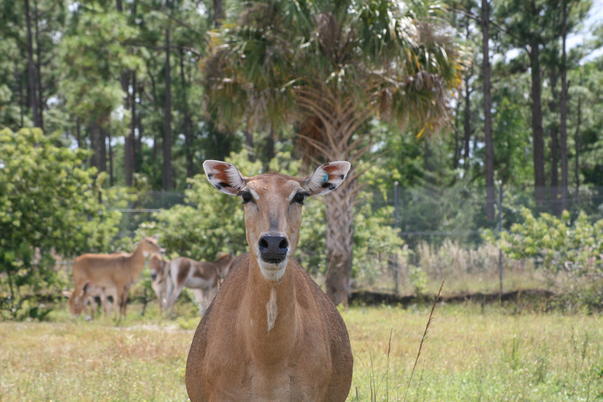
142;151;261;261
487;208;602;277
0;128;127;320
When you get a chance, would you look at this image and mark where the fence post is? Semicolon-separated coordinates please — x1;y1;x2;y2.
393;181;400;228
497;182;504;302
392;181;401;295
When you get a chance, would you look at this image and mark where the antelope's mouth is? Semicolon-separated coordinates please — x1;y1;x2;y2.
262;255;286;265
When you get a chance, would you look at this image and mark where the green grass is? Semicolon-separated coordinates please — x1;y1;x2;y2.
1;303;601;401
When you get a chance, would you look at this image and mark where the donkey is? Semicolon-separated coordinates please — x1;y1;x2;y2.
185;160;353;401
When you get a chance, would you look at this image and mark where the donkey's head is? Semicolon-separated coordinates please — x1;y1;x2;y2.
203;160;351;281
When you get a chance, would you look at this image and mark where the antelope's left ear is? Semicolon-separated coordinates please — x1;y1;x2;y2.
303;161;351;196
203;160;246;195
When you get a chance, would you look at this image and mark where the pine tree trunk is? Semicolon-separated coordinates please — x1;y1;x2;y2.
574;88;582;196
481;0;495;221
559;2;569;211
107;129;114;186
89;121;106;172
24;0;41;128
462;74;471;168
212;0;224;27
549;70;560;214
452;99;461;169
125;72;136;186
117;0;135;186
528;42;546;209
179;49;194;178
33;0;44;130
162;23;174;189
136;81;144;171
325;179;356;306
75;118;82;148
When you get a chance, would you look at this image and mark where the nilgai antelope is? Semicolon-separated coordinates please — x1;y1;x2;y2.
151;253;234;314
186;160;353;401
63;283;117;315
68;237;163;316
150;253;170;311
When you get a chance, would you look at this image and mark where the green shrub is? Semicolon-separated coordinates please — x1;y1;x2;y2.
0;128;127;320
491;208;602;277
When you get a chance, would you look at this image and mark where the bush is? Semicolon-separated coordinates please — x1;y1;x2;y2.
0;128;127;320
492;208;602;277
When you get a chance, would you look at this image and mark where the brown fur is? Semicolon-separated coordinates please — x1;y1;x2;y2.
153;254;234;313
68;237;162;316
186;166;353;401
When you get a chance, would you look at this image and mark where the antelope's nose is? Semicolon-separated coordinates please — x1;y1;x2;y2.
258;235;288;264
150;272;157;281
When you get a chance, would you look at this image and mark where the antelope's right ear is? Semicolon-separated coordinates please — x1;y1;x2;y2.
203;160;246;196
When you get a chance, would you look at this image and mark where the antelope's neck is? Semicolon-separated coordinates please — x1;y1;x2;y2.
129;243;146;276
242;258;298;365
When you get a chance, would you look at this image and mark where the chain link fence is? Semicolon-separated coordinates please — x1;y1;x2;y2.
113;185;603;297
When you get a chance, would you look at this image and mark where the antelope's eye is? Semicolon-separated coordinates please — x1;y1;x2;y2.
291;192;307;205
241;190;254;204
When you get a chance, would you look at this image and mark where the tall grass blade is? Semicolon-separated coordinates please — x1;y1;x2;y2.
402;280;445;402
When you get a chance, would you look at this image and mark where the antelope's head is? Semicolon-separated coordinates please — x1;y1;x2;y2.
214;253;234;280
203;160;351;281
149;253;168;282
140;237;165;258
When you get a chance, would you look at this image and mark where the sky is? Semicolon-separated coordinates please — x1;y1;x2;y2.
570;0;603;62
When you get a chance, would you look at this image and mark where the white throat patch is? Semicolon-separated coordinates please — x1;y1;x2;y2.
258;258;287;281
266;287;277;332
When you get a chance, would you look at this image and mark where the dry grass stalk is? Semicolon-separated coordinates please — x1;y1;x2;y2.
403;280;445;401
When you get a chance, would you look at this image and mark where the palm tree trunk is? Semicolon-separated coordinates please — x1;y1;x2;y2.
295;88;368;305
481;0;495;221
325;178;356;306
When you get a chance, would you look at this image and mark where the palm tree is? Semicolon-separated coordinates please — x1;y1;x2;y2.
203;0;464;305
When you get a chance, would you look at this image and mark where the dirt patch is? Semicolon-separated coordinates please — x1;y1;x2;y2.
350;288;557;307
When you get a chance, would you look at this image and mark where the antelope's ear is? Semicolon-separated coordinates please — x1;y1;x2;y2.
203;160;246;195
303;161;351;196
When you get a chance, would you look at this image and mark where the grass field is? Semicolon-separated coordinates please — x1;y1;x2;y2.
1;303;601;401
